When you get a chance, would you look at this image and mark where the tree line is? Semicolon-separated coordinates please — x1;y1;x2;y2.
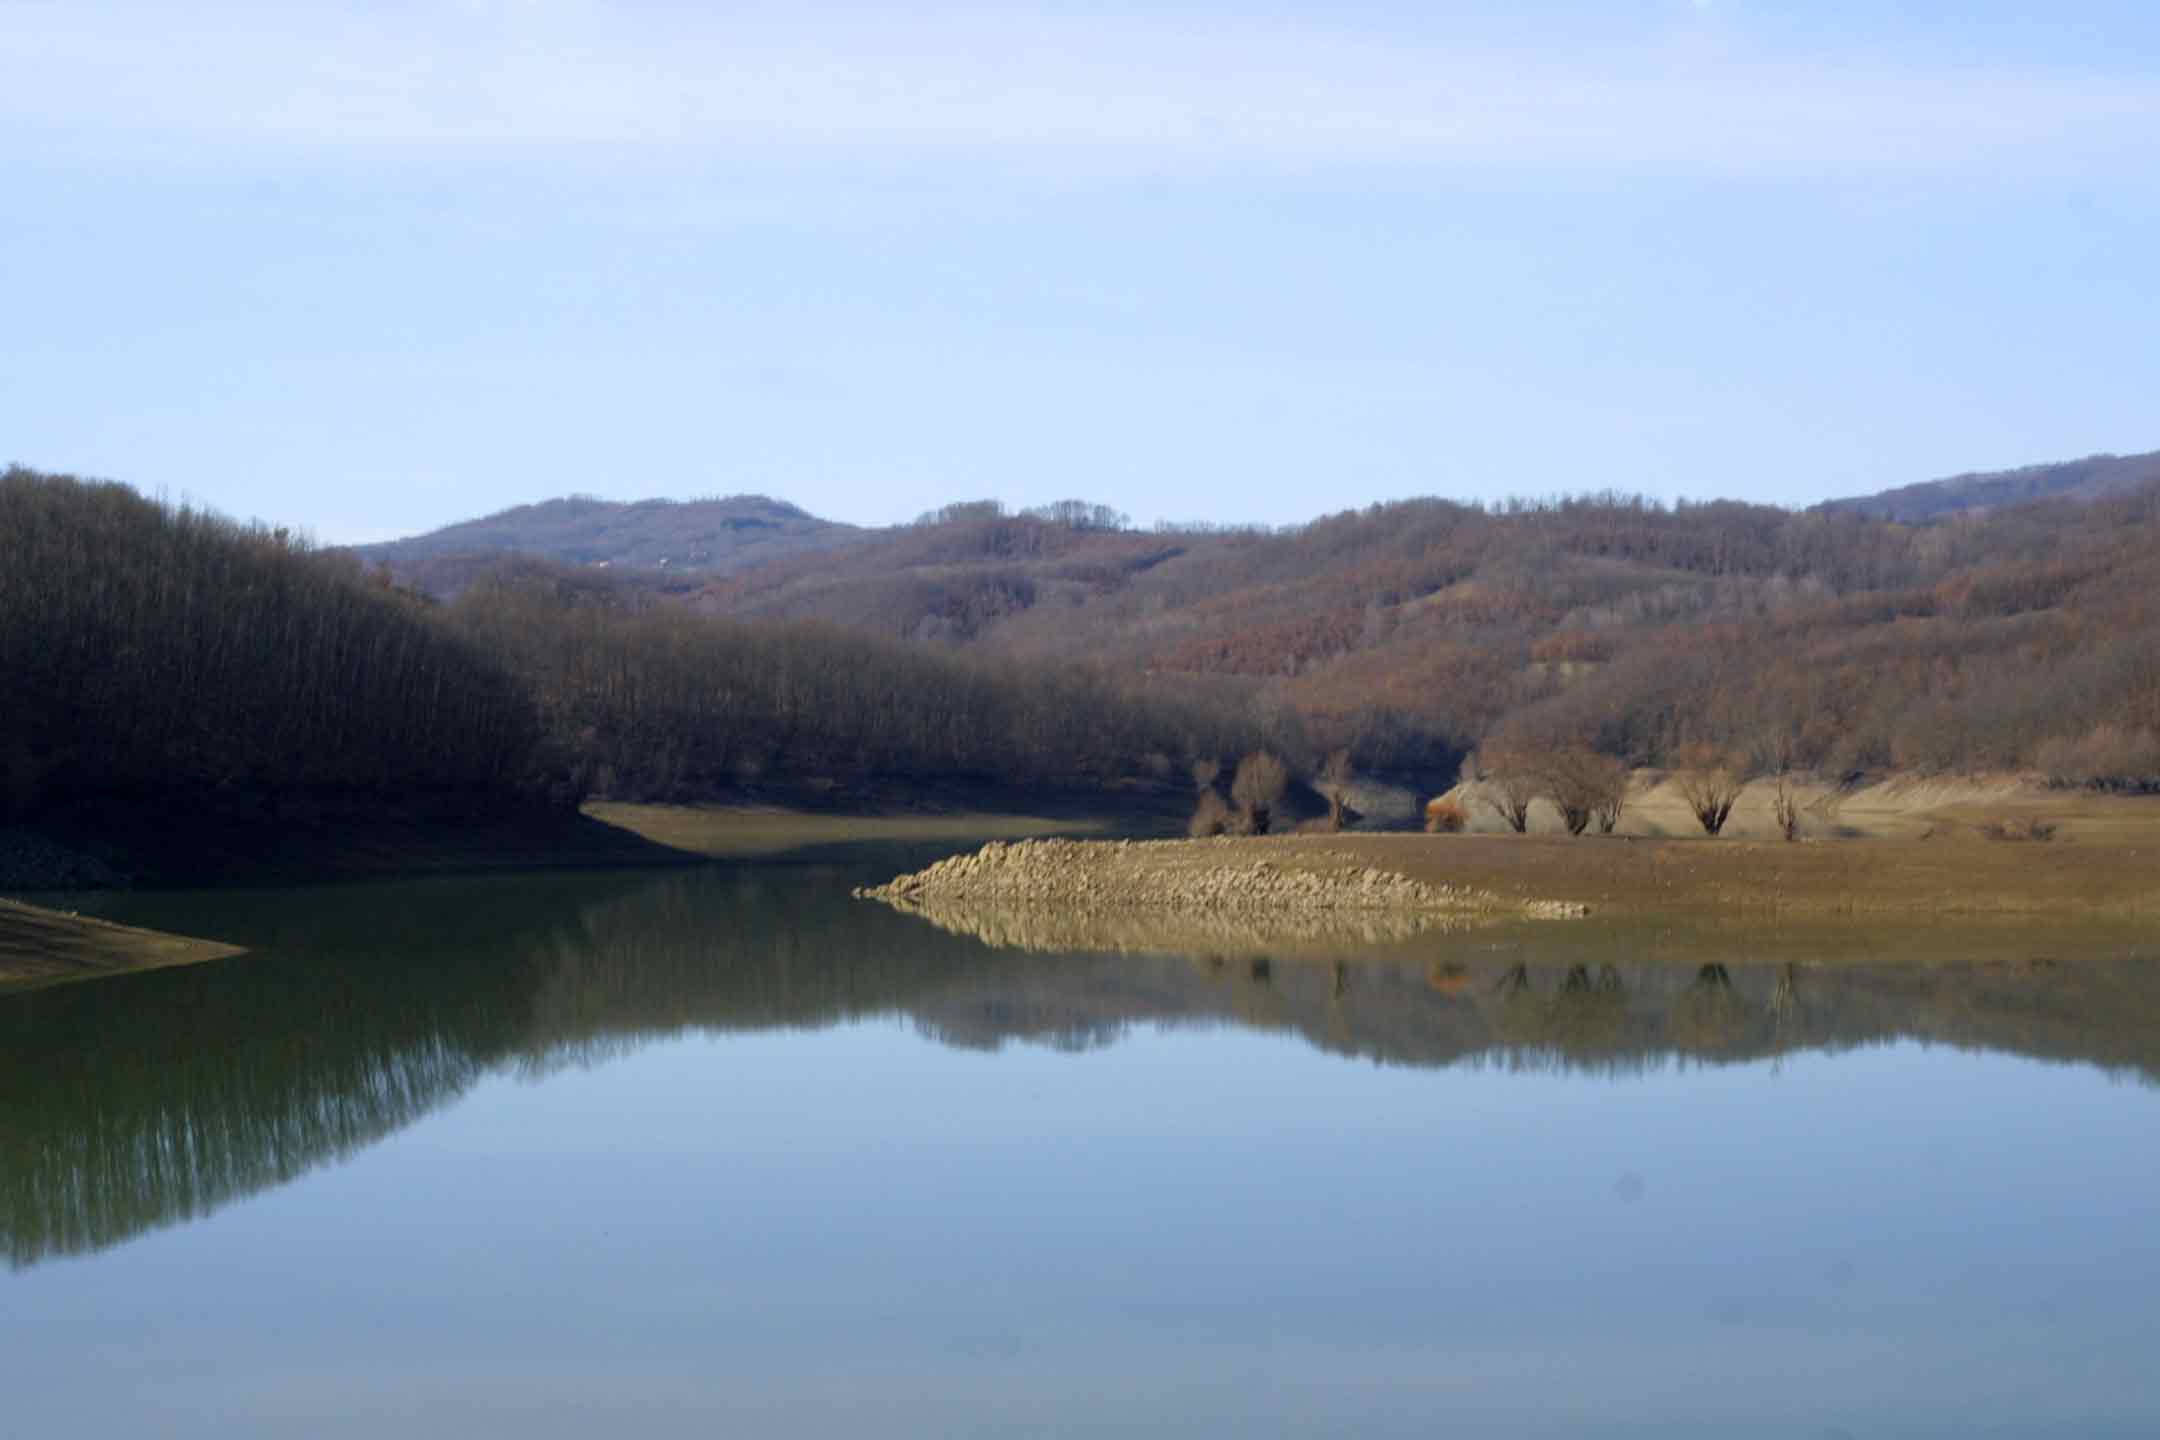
18;457;2160;833
1;468;535;816
0;469;1275;821
678;480;2160;789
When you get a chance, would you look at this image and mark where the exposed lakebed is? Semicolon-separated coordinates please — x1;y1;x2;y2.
4;863;2157;1438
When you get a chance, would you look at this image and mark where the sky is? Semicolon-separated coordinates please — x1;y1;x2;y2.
3;2;2157;543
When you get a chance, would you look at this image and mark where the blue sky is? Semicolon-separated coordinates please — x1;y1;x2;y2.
4;2;2157;542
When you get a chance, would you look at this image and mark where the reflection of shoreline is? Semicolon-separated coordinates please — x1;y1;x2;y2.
908;951;2160;1084
875;895;1470;958
5;868;2157;1270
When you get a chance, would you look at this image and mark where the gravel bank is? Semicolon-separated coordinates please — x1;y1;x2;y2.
854;837;1590;920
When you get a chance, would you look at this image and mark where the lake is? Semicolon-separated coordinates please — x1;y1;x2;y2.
5;863;2158;1438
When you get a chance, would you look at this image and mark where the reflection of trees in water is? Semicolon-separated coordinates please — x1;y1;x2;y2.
1669;964;1744;1055
0;907;532;1268
2;869;1005;1270
9;871;2160;1269
1481;962;1644;1074
1766;964;1804;1063
1547;965;1628;1053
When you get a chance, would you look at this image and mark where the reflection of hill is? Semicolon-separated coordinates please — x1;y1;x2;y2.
912;950;2160;1083
6;869;2158;1269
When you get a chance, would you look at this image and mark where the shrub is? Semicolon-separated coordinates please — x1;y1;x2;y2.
1423;797;1467;833
1188;788;1234;837
1979;815;2058;843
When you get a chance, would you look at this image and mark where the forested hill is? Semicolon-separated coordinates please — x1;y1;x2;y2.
352;494;861;589
1818;449;2160;524
680;471;2160;783
1;469;1265;850
14;443;2160;853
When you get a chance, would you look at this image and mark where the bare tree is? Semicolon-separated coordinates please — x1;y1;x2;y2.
1230;750;1290;835
1673;745;1747;836
1423;796;1467;833
1315;749;1355;830
1538;749;1629;837
1467;746;1538;833
1591;764;1631;835
1770;772;1803;842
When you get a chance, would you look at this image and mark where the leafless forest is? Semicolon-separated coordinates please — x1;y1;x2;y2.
8;458;2160;828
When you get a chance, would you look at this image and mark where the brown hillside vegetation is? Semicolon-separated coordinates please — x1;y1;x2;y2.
1819;448;2160;523
16;449;2160;862
655;481;2160;787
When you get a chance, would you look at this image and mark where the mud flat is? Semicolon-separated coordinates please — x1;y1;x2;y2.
855;836;1589;939
0;898;245;992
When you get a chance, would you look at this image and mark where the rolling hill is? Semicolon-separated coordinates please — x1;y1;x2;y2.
1817;449;2160;524
351;493;862;591
341;443;2160;790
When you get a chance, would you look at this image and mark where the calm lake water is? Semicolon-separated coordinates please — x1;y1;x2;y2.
5;864;2159;1438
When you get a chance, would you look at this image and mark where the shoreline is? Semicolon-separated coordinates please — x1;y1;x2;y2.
1;798;701;894
855;824;2160;924
7;782;2157;919
0;898;245;993
0;790;1147;897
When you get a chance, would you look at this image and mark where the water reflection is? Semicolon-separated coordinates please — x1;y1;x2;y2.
5;866;2157;1270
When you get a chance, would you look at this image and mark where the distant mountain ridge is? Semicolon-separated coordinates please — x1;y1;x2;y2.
353;493;862;581
1818;449;2160;524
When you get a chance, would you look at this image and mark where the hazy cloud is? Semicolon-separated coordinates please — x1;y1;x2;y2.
2;2;2155;179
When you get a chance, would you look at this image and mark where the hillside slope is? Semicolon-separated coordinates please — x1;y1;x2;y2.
342;446;2160;791
1819;449;2160;524
679;478;2160;783
353;494;862;588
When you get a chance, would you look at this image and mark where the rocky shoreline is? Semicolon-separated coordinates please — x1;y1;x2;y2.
853;837;1591;920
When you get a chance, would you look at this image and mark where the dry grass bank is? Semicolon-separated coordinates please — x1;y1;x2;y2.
0;898;244;993
1265;824;2160;919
